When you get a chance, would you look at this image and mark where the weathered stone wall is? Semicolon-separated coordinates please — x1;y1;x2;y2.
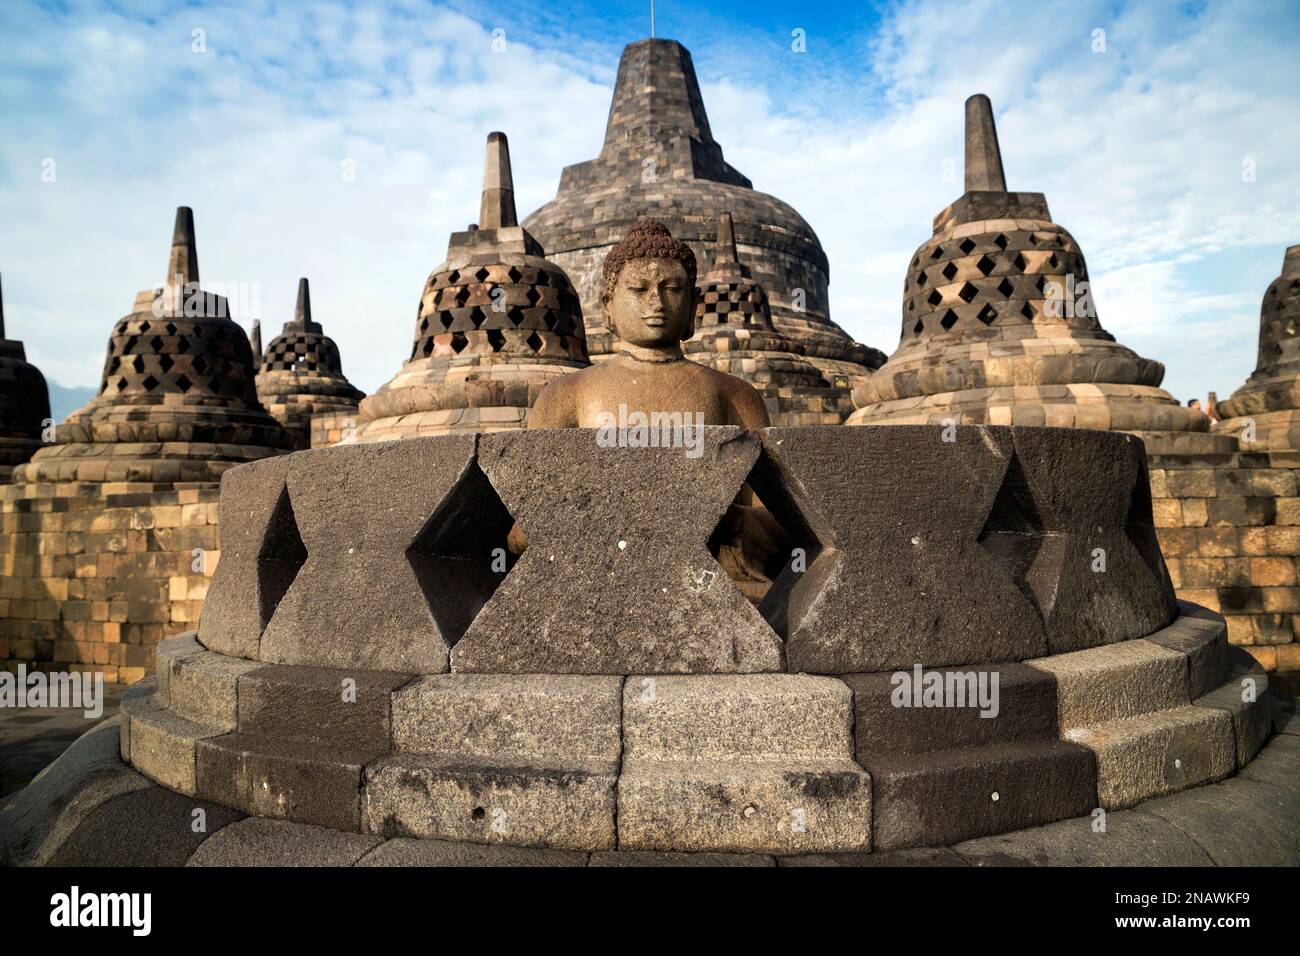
0;481;219;684
1150;450;1300;692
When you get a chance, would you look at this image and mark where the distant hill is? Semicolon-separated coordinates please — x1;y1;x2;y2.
46;382;96;423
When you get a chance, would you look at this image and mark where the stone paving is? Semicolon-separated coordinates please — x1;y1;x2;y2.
0;684;124;800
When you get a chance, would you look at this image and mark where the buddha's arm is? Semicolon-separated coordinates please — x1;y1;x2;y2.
528;376;581;428
726;379;772;430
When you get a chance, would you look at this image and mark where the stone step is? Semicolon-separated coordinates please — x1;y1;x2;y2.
622;674;854;760
1143;602;1230;698
155;633;260;728
861;739;1096;851
390;674;621;762
1191;647;1272;768
120;690;227;797
362;754;617;852
846;663;1060;756
195;731;381;832
234;663;413;751
1026;638;1189;729
1065;705;1235;809
616;758;872;854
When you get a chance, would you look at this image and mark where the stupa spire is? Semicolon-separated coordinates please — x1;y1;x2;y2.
964;94;1007;193
714;212;739;267
250;319;262;361
166;206;200;288
604;39;715;146
479;132;518;230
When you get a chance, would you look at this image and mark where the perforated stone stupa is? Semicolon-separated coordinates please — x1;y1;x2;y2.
0;208;291;683
846;95;1228;457
255;278;364;450
354;133;589;441
1216;246;1300;452
523;38;884;394
0;274;51;482
686;213;851;425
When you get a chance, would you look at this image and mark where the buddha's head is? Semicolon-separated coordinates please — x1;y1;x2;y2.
601;218;698;349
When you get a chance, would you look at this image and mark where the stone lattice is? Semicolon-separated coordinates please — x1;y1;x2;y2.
354;133;589;441
255;278;364;449
522;38;884;391
0;208;290;683
0;274;51;482
847;95;1228;457
686;213;851;425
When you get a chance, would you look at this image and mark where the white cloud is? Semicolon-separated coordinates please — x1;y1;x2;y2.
1;0;1297;411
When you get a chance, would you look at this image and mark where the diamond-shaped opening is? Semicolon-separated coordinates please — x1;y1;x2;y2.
976;255;996;276
997;278;1015;298
257;484;308;628
150;335;164;352
138;321;151;333
913;318;925;335
916;272;927;287
977;453;1056;623
1012;252;1028;273
526;331;543;352
141;374;159;391
940;309;958;330
958;282;979;303
1048;253;1060;269
406;461;517;646
1021;302;1036;320
474;267;491;282
451;332;469;353
930;245;944;259
487;329;506;351
176;335;190;354
536;270;551;286
1027;234;1039;245
994;234;1008;250
159;355;174;373
927;289;943;307
193;355;209;375
525;287;541;306
175;374;193;392
707;449;829;638
132;355;146;373
942;262;958;281
165;322;178;335
507;266;523;283
447;270;460;284
977;304;998;325
421;338;434;358
454;286;471;306
959;238;976;255
507;306;525;326
469;306;487;328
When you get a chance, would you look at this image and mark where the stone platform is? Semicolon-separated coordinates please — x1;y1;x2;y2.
3;424;1294;864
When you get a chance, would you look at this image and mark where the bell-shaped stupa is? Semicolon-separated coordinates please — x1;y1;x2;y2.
0;275;51;481
846;95;1230;455
1215;245;1300;451
255;278;364;449
355;132;589;440
18;208;290;484
686;213;850;424
523;38;884;390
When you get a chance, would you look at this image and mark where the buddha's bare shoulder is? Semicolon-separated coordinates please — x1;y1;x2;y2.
696;363;770;427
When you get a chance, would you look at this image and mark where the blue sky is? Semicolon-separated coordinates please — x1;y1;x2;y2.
1;0;1298;411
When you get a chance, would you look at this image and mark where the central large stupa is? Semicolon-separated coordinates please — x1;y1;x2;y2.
523;38;884;389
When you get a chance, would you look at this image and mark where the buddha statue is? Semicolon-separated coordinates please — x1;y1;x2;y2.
511;219;781;586
528;218;770;429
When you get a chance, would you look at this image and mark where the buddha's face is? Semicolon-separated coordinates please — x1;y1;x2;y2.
605;258;695;348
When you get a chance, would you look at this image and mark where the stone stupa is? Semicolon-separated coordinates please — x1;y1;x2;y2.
847;95;1230;457
0;274;51;482
255;278;364;450
0;208;291;684
686;213;851;425
1216;245;1300;452
523;38;884;395
353;132;589;441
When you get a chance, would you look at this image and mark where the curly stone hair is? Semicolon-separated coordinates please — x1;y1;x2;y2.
601;218;698;297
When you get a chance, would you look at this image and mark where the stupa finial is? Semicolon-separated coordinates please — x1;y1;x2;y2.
166;206;200;288
714;212;739;267
479;132;518;230
295;278;312;326
1285;244;1300;276
250;319;262;361
964;94;1007;193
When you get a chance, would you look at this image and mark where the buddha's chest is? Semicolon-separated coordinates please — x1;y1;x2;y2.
572;366;731;427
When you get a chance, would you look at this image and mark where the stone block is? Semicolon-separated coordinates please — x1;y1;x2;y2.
846;663;1058;756
1026;638;1188;729
1192;648;1272;767
622;674;852;760
391;674;621;760
260;436;483;673
195;732;378;831
1141;603;1228;698
1136;773;1300;866
363;754;617;851
865;740;1096;850
157;632;261;728
357;838;588;867
617;759;872;853
236;663;413;751
122;692;224;796
186;817;382;866
452;428;782;674
1066;705;1236;809
197;455;293;659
